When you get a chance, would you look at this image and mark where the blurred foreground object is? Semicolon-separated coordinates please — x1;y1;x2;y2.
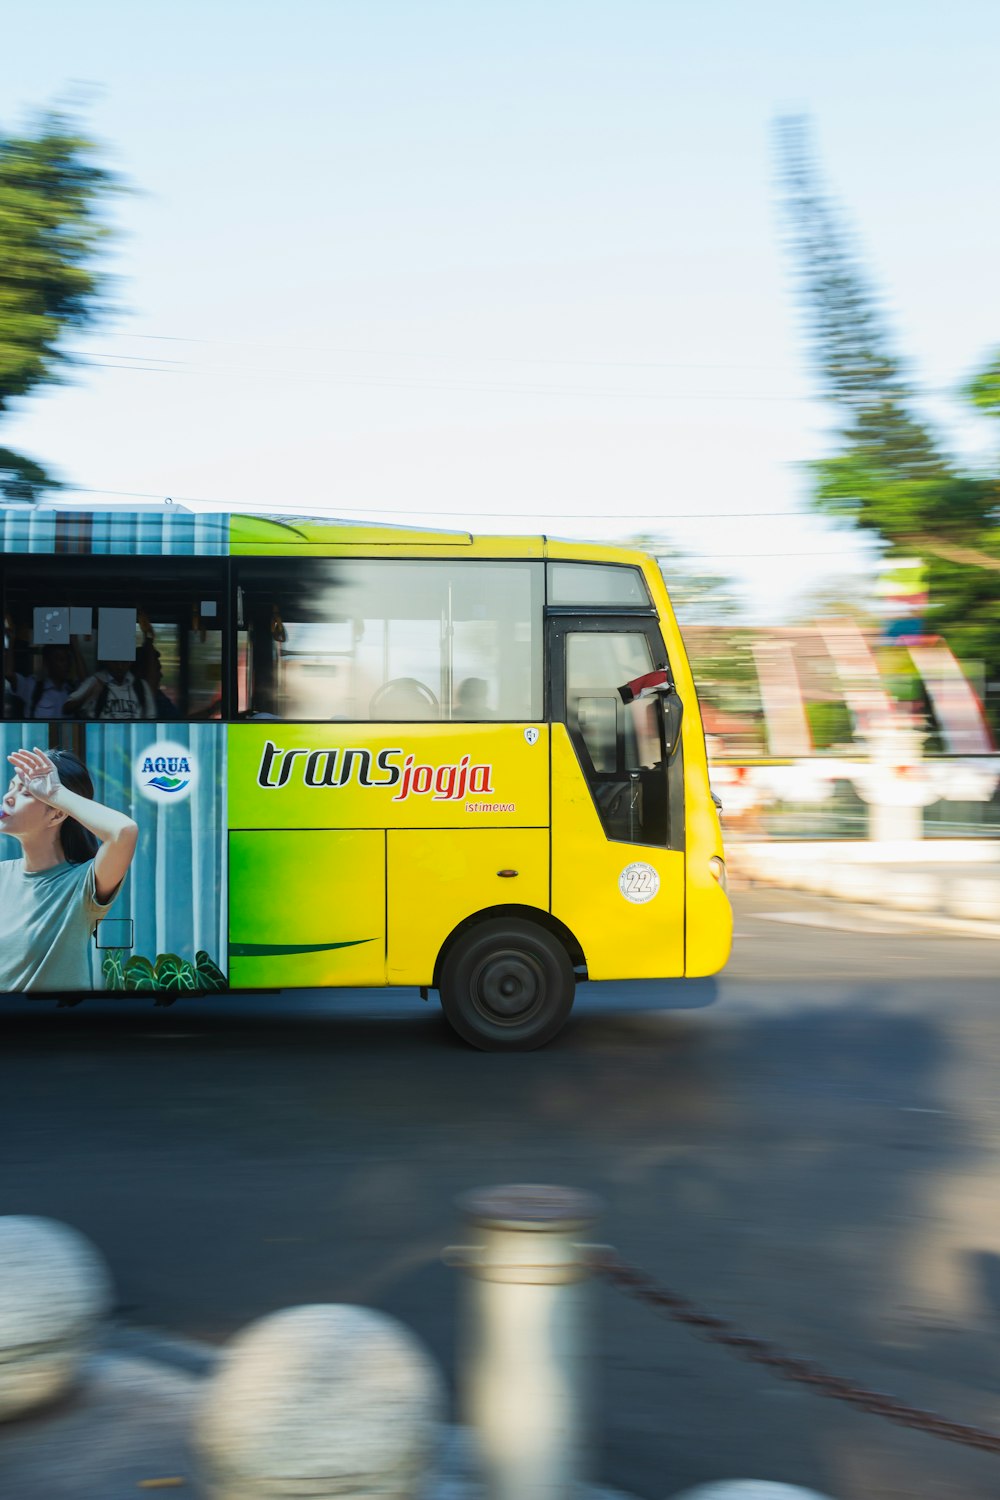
195;1304;446;1499
672;1487;833;1499
0;108;122;502
449;1185;603;1500
0;1216;111;1418
0;1202;829;1499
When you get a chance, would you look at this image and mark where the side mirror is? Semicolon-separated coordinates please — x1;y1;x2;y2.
662;690;683;759
617;669;683;761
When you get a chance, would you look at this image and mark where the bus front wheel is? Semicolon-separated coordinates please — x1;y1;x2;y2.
438;919;575;1051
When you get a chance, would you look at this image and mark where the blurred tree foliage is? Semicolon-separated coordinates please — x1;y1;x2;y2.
634;537;757;690
805;700;852;751
0;110;121;501
965;355;1000;420
633;535;743;627
776;117;1000;729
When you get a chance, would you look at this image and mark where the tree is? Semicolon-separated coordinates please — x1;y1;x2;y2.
629;538;760;729
965;353;1000;422
632;534;745;628
0;109;121;501
775;116;1000;729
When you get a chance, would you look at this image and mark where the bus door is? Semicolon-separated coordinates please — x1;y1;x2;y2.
548;615;686;980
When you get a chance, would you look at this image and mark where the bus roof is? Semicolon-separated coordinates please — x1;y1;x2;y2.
0;504;653;569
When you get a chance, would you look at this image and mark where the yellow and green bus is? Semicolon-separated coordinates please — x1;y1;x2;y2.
1;508;731;1048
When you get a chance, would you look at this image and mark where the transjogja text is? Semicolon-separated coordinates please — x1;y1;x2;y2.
255;741;495;803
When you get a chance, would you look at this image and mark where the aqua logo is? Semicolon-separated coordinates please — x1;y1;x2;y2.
136;741;197;804
141;755;191;792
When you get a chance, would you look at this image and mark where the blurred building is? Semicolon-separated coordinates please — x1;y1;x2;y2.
685;621;999;841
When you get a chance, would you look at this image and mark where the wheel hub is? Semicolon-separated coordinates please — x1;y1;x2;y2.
473;951;544;1023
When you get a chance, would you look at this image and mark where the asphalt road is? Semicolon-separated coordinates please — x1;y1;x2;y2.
1;887;999;1499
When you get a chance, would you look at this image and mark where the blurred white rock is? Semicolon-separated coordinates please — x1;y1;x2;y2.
0;1215;112;1419
195;1302;447;1499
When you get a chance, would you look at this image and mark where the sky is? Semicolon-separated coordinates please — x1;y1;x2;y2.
3;0;1000;620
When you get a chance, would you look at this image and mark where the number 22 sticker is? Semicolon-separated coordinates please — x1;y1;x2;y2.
618;861;660;904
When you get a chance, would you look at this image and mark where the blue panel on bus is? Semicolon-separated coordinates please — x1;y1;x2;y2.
0;722;228;996
0;509;230;556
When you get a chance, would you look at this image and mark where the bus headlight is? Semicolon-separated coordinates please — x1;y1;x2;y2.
708;857;728;893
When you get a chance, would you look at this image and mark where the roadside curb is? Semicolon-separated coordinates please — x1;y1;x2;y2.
729;841;1000;934
106;1320;220;1376
0;1347;200;1498
750;900;1000;941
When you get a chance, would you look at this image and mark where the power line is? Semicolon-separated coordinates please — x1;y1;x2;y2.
66;336;969;403
66;352;813;402
97;331;797;374
51;487;880;559
66;349;965;405
62;485;839;522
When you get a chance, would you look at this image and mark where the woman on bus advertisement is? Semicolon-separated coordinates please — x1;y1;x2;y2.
0;747;138;993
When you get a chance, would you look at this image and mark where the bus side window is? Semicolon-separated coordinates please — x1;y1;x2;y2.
236;559;543;723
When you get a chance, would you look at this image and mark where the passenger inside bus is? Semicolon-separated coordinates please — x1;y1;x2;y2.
369;677;439;720
8;643;84;720
2;557;225;723
65;661;157;721
135;643;180;720
455;677;489;719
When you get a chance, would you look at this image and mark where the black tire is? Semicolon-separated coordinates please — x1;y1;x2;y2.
438;919;576;1052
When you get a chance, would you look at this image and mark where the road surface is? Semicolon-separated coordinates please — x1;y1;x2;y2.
1;887;998;1499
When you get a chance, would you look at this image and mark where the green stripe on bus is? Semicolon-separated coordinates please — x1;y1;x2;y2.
228;939;373;957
